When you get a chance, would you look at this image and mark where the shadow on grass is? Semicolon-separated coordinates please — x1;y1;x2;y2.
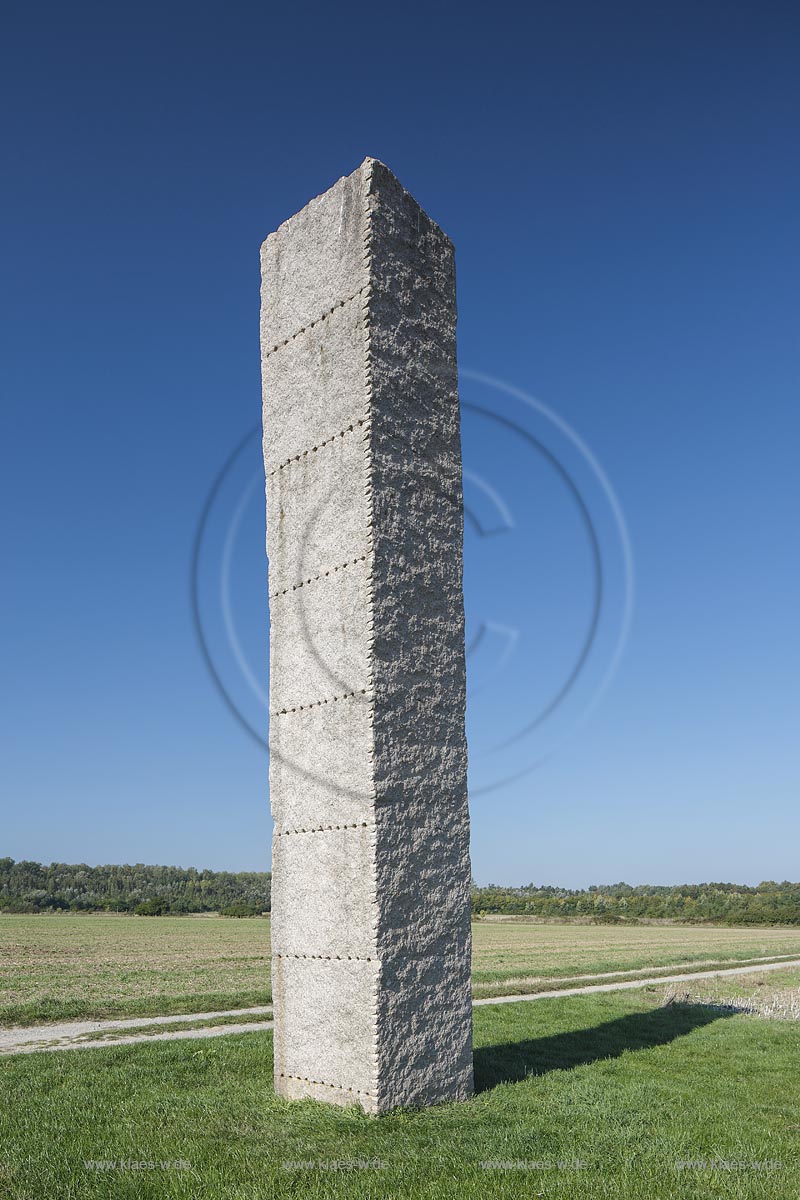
474;1003;732;1092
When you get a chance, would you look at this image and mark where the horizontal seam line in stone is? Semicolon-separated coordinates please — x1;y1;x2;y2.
271;689;371;716
278;1073;371;1097
268;555;367;599
274;822;376;837
266;419;368;477
273;954;378;962
262;285;368;361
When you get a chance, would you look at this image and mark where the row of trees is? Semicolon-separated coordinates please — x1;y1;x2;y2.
0;859;270;916
470;880;800;925
3;859;799;924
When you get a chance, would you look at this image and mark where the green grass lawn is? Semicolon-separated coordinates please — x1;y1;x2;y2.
3;914;800;1026
1;989;797;1199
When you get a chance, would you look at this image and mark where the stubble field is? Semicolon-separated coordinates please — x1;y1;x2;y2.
2;913;800;1025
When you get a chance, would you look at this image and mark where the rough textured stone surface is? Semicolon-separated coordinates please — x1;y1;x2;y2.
261;158;472;1114
270;823;377;959
268;698;375;830
269;557;371;711
265;436;369;591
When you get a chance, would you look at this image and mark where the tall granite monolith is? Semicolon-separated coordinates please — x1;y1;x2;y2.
261;158;472;1113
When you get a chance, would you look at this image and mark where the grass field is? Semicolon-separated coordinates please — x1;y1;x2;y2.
0;914;271;1026
661;964;800;1003
3;914;800;1026
1;985;797;1199
1;917;798;1197
470;919;800;994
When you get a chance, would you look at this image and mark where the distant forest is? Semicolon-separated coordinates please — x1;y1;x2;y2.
471;881;800;926
2;859;799;925
0;859;271;917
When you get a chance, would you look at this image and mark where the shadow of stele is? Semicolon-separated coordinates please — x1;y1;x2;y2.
473;1002;733;1093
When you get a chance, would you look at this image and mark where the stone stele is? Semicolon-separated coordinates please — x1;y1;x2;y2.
261;158;473;1113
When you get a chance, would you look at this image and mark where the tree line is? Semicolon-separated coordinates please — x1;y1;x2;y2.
471;880;800;925
2;859;799;924
0;859;271;916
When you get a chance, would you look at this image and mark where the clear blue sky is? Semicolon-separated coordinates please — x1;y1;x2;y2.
2;1;798;887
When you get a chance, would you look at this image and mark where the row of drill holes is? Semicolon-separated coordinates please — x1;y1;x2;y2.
274;954;373;961
279;1074;369;1097
268;419;366;476
278;822;371;836
265;288;367;356
269;555;367;599
273;688;368;716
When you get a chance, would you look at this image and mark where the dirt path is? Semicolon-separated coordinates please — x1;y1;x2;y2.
2;958;798;1056
0;1006;273;1055
474;951;800;991
471;957;800;1006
